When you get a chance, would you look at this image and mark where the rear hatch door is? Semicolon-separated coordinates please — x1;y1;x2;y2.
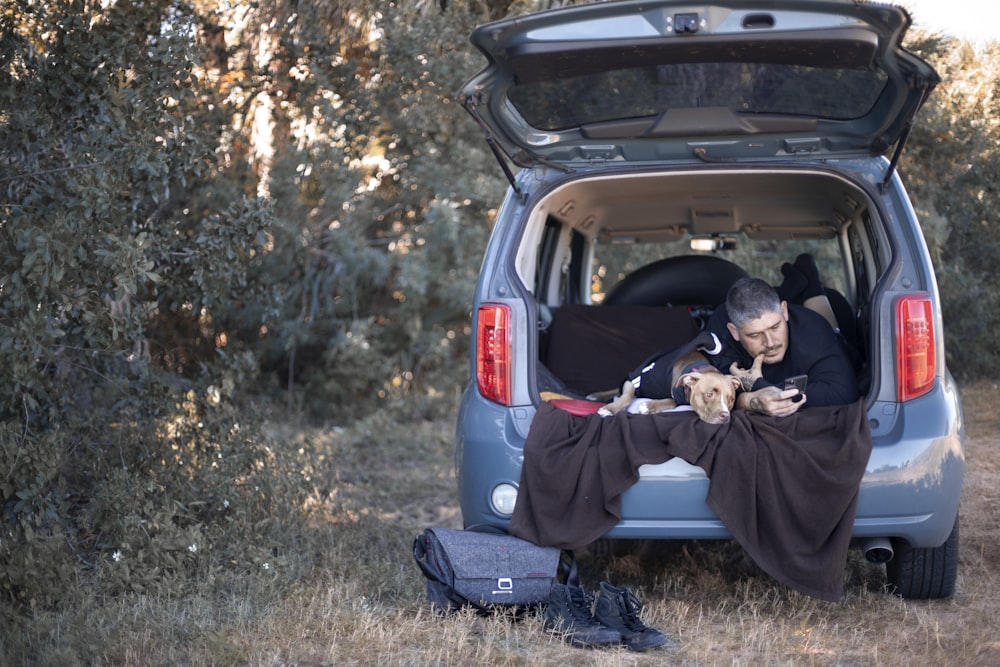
459;0;939;167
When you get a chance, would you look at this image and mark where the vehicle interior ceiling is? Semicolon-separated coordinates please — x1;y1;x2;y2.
530;169;876;389
536;170;883;300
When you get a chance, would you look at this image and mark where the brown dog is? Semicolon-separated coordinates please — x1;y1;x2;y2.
597;349;740;423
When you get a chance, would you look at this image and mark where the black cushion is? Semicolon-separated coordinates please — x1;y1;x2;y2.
543;304;698;395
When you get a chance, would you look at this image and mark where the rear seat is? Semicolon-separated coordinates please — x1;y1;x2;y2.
540;304;699;397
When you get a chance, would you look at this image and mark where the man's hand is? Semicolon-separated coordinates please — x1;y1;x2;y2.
730;354;764;392
737;385;807;417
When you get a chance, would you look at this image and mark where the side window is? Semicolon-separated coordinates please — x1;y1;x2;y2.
535;217;561;300
535;219;591;306
848;218;873;310
591;239;686;302
592;238;844;302
564;229;588;304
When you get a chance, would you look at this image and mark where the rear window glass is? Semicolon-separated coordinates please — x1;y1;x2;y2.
592;237;845;303
508;62;888;131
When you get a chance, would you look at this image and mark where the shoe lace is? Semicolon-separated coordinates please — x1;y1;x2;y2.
567;587;598;624
618;589;648;632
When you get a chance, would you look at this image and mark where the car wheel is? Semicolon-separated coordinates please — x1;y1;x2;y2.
886;517;959;599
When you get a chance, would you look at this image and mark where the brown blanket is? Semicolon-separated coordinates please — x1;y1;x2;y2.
508;401;872;602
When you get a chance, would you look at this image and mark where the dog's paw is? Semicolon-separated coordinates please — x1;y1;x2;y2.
626;398;654;415
639;399;678;415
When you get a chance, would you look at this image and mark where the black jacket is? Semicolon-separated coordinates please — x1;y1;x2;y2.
707;304;860;407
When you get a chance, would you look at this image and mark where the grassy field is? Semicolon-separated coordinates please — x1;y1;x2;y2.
8;383;999;666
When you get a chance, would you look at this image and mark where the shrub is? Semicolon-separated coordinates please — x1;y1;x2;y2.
902;35;1000;380
0;0;278;609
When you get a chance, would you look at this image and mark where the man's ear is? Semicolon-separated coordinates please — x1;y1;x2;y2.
781;301;789;320
726;322;740;341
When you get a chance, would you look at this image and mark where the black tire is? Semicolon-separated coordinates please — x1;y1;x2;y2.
886;517;959;599
603;255;748;307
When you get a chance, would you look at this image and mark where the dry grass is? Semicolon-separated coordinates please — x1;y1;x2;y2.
9;382;1000;666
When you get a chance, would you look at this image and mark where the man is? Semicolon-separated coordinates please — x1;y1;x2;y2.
708;276;860;417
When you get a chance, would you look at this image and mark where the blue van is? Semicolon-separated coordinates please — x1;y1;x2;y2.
454;0;962;598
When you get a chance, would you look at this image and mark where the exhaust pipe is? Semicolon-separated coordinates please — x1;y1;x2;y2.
863;537;894;564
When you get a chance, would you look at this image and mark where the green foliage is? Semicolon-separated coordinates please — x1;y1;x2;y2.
0;0;503;614
901;35;1000;379
0;0;279;610
228;1;502;419
0;374;316;612
1;0;997;633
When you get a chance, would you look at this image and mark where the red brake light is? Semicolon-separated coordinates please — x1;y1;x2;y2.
477;303;513;405
896;294;936;401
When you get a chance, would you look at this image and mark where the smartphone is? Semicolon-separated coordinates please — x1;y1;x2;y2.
783;374;808;401
783;374;808;392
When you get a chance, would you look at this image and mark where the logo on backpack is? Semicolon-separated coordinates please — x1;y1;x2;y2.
493;577;513;595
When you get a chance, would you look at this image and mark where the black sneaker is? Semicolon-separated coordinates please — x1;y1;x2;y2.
793;252;826;300
593;581;675;652
543;583;622;648
777;261;808;303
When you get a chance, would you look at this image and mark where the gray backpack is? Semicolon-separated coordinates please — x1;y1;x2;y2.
413;527;573;614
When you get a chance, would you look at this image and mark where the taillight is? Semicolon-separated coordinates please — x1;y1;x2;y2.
476;303;513;405
896;294;936;401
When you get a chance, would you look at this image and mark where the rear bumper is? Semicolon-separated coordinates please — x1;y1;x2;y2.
455;381;964;549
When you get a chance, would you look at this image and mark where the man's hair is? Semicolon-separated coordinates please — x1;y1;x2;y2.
726;277;782;328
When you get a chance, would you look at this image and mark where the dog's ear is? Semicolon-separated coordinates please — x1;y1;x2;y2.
680;372;702;388
729;375;742;390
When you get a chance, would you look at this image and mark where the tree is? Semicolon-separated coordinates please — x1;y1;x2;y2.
0;0;510;609
1;0;275;609
902;34;1000;378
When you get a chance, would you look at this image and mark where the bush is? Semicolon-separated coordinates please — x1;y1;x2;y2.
0;0;498;613
902;35;1000;380
0;0;279;610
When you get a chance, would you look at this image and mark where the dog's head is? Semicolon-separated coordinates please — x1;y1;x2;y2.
681;372;740;424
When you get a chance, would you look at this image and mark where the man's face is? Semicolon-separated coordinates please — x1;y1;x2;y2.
727;302;790;364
